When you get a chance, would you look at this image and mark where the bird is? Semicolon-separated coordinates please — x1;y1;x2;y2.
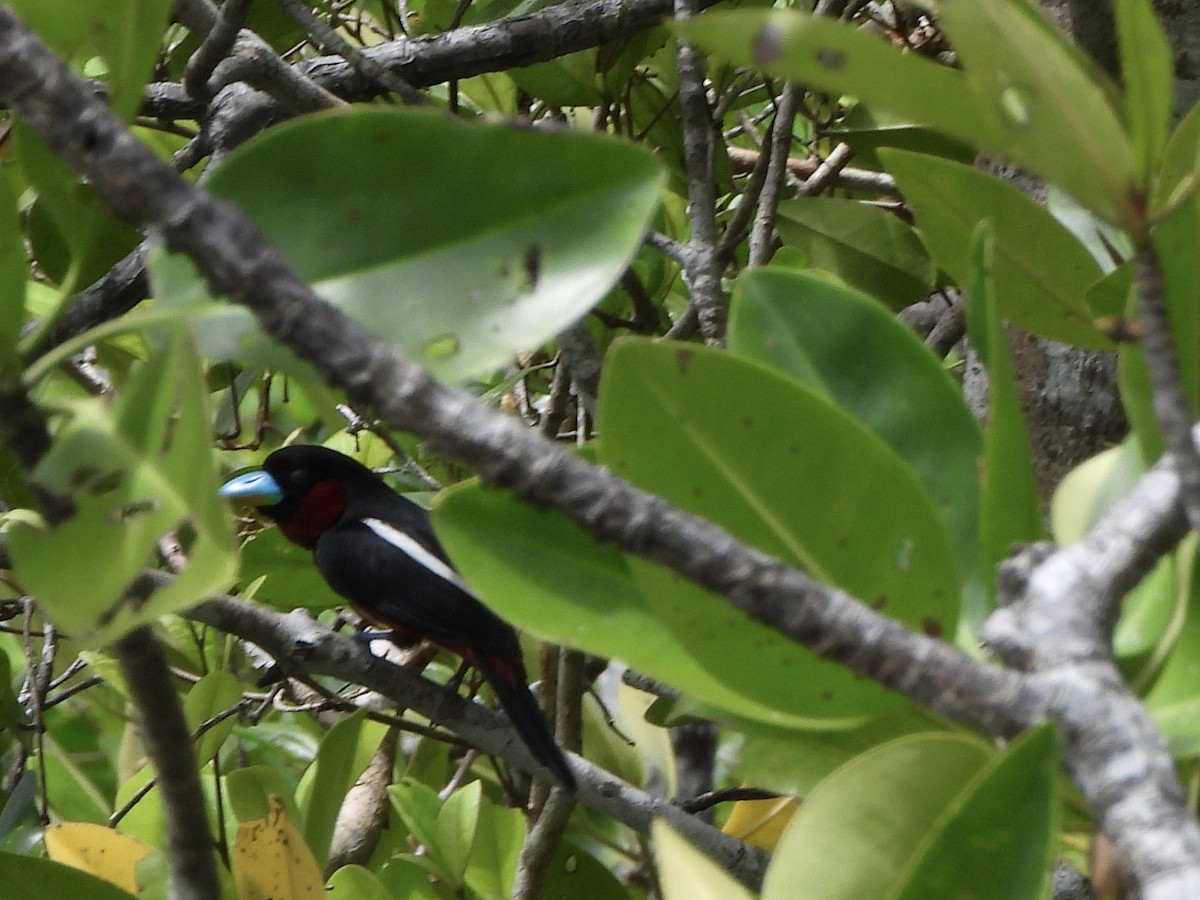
219;443;575;790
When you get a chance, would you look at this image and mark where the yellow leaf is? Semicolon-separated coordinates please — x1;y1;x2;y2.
721;793;800;851
44;821;153;895
654;820;755;900
234;795;324;900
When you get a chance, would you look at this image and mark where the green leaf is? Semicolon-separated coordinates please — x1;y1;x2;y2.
9;330;237;647
677;6;1132;220
224;766;303;827
773;198;935;310
894;726;1058;900
154;108;664;384
655;820;755;900
729;268;985;630
1146;546;1200;755
541;837;634;900
1052;442;1181;679
434;482;806;727
734;703;950;797
327;864;393;900
1153;96;1200;216
827;105;975;171
675;11;997;157
760;733;993;899
882;148;1110;348
113;765;162;848
599;339;960;723
462;797;525;898
436;782;481;887
0;851;141;900
183;671;244;765
388;779;451;882
966;224;1046;595
933;0;1133;223
5;0;173;120
296;712;386;870
1114;0;1173;184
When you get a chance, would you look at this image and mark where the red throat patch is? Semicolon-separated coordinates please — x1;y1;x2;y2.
279;479;346;548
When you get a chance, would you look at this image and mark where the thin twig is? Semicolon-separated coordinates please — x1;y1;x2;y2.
672;0;726;345
748;82;799;267
273;0;426;104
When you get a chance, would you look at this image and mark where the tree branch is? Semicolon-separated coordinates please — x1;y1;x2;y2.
672;0;726;345
183;592;770;889
113;627;220;900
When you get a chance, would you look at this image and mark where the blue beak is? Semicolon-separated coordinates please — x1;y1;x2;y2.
219;470;284;506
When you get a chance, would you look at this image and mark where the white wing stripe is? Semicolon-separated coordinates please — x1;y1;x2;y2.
362;517;475;595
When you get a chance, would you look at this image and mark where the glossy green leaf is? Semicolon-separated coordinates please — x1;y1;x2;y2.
761;733;992;899
388;779;451;882
224;766;303;827
296;712;387;870
934;0;1133;223
541;838;633;900
774;198;935;310
327;864;392;900
827;105;975;171
378;858;439;900
1146;546;1200;755
462;796;525;898
600;339;959;723
0;851;140;900
113;765;162;848
678;6;1131;219
1114;0;1172;183
1052;442;1181;677
729;268;984;629
581;692;645;788
966;225;1046;596
655;820;755;900
734;703;949;797
183;671;244;765
434;481;814;727
8;330;237;647
675;11;997;157
6;0;173;120
1046;186;1130;275
1153;95;1200;216
894;726;1058;900
882;149;1110;348
155;108;663;383
436;781;481;887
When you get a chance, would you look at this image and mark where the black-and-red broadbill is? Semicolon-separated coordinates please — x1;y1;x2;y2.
219;444;575;790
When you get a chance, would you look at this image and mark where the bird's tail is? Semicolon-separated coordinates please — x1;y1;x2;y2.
472;652;576;792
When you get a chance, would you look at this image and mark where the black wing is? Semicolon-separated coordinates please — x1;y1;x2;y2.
313;495;522;662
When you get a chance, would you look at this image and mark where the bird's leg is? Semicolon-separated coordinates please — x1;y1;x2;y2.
445;658;472;694
354;630;398;643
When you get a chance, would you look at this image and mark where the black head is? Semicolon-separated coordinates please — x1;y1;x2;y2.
220;445;389;546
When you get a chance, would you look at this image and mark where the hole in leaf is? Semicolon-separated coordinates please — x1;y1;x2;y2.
114;498;159;522
999;85;1034;130
522;244;542;291
423;334;461;360
814;47;846;70
752;24;784;65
